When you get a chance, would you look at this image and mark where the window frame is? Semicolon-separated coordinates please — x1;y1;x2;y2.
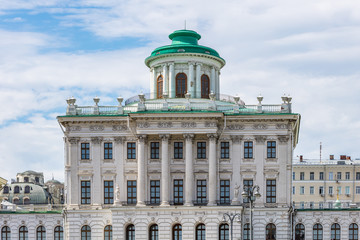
196;180;207;204
150;180;160;204
266;179;276;203
174;142;183;159
219;223;229;240
149;224;158;240
175;73;187;98
266;223;276;240
173;179;183;205
310;172;314;180
104;225;112;240
36;226;46;240
81;181;91;205
172;224;182;240
104;180;114;205
195;224;206;240
243;179;253;203
19;226;28;240
157;75;163;99
313;224;323;240
127;142;136;159
104;142;113;160
150;142;160;159
54;226;63;240
219;180;230;204
266;141;276;158
1;226;11;240
126;225;135;240
244;141;253;159
201;74;210;99
349;223;358;240
220;142;230;159
295;223;305;240
331;223;341;240
81;225;91;240
127;180;137;204
197;142;206;159
81;143;90;160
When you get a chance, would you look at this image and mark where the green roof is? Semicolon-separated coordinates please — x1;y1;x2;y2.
145;30;225;67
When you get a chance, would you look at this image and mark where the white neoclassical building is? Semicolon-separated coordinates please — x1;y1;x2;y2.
57;29;300;240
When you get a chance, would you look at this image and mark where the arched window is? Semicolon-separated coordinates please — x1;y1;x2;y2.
126;224;135;240
13;198;19;204
25;186;30;193
149;224;158;240
350;223;359;240
14;186;20;193
331;223;340;240
157;75;163;99
295;223;305;240
313;224;323;240
266;223;276;240
172;224;182;240
36;226;46;240
104;225;112;240
24;198;30;205
1;226;11;240
54;226;63;240
3;186;9;194
176;73;187;98
19;226;28;240
196;224;206;240
219;223;229;240
201;74;210;99
81;225;91;240
243;223;250;240
24;177;29;182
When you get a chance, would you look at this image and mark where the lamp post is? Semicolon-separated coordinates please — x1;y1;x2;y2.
222;212;241;240
242;185;261;240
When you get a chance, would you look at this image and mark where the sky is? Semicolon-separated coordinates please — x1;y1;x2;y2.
0;0;360;182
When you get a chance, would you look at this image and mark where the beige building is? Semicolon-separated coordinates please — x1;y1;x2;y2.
292;156;360;209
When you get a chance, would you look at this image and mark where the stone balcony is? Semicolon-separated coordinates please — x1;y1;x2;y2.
65;92;293;116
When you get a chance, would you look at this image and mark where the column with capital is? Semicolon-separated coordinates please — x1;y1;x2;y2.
114;137;125;205
184;134;194;206
195;63;202;98
215;68;220;100
188;62;194;96
211;66;216;94
136;135;147;206
150;68;156;99
208;134;218;205
67;137;80;206
160;134;170;206
91;137;102;206
255;135;266;204
163;64;169;95
169;63;175;98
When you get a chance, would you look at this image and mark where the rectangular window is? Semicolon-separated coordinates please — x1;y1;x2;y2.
292;172;295;180
197;142;206;159
243;179;253;203
337;172;342;180
292;186;295;195
219;180;230;204
356;186;360;194
357;172;360;180
174;142;183;159
244;141;253;159
346;186;350;195
300;172;304;180
220;142;230;159
329;172;333;180
319;186;324;195
104;142;113;159
329;186;333;195
173;179;183;205
300;186;305;195
81;143;90;160
310;186;314;195
309;202;314;209
127;142;136;159
81;181;91;204
196;180;207;203
346;172;350;180
300;202;304;209
150;180;160;204
319;172;324;180
150;142;160;159
319;202;324;209
104;180;113;204
337;186;342;195
266;179;276;203
127;180;137;204
310;172;314;180
267;141;276;158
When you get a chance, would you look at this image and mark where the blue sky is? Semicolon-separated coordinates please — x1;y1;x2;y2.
1;0;360;182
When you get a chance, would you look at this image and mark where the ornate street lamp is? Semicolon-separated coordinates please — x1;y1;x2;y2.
242;185;261;240
222;212;241;240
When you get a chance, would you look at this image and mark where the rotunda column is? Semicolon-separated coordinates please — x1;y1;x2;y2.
150;68;155;99
188;62;194;96
163;64;169;94
160;134;170;206
215;68;220;100
195;63;202;98
136;135;147;206
211;66;216;94
184;134;194;206
208;134;217;206
169;63;175;98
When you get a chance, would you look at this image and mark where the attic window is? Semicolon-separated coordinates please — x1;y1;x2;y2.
205;51;210;54
177;49;185;53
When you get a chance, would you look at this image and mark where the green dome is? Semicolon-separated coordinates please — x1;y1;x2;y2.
145;29;225;67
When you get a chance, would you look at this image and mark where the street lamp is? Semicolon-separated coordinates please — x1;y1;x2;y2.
242;185;261;240
222;212;241;240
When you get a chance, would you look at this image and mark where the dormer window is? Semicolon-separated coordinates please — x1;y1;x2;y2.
157;75;163;99
14;186;20;194
35;177;39;184
24;177;29;183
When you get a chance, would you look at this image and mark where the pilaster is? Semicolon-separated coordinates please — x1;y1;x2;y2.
169;63;175;98
184;134;194;206
91;137;102;206
160;134;170;206
136;135;147;206
208;133;218;205
114;137;125;205
195;63;202;98
188;62;195;97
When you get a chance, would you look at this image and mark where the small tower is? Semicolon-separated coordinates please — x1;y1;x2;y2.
145;30;225;100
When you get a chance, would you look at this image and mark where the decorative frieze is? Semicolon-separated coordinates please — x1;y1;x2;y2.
90;125;104;131
137;122;150;128
253;124;268;130
158;122;173;128
66;126;81;132
227;124;245;130
205;122;217;128
181;122;197;128
112;125;128;131
276;123;289;129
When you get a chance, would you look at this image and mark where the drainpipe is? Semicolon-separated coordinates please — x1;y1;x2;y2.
353;164;355;203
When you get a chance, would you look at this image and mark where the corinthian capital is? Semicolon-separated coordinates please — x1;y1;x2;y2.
136;135;147;143
183;134;194;141
91;137;103;144
67;137;80;145
159;134;170;142
207;133;218;142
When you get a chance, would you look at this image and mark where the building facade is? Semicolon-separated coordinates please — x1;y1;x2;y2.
57;29;300;240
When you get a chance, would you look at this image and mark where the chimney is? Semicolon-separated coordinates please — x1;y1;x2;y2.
340;155;346;160
300;155;303;162
330;155;334;160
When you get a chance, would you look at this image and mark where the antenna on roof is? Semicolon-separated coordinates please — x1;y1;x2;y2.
184;20;187;30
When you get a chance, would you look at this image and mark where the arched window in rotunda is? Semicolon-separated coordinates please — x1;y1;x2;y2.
157;75;163;99
201;74;210;99
176;73;187;98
